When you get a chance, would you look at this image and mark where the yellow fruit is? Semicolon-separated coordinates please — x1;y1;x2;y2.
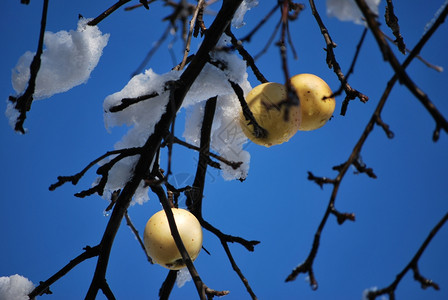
239;82;301;147
290;73;335;131
143;208;203;270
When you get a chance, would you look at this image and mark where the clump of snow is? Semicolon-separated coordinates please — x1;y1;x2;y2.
326;0;381;25
176;268;192;288
232;0;258;28
362;286;387;300
0;274;34;300
182;34;251;180
102;34;251;204
103;69;180;205
11;18;109;100
4;102;21;131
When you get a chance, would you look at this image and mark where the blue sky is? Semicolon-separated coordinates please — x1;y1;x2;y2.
1;1;448;299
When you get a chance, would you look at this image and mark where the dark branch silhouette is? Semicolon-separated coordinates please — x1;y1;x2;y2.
8;0;49;133
367;211;448;299
6;1;447;299
286;2;448;291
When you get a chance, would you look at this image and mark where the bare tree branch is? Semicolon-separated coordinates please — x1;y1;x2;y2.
308;0;369;116
84;2;244;298
8;0;49;133
28;246;100;299
355;0;448;138
367;211;448;299
87;0;132;26
286;1;448;288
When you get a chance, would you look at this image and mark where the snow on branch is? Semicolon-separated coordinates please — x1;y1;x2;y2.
326;0;380;25
7;17;109;132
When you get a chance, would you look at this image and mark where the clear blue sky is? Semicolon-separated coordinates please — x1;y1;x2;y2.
1;1;447;299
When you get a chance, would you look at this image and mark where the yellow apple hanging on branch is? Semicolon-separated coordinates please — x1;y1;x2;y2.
291;73;335;131
239;73;335;147
239;82;301;147
143;208;203;270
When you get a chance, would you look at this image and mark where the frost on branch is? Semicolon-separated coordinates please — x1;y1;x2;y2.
326;0;381;25
0;274;34;300
6;18;109;129
232;0;259;29
102;34;251;204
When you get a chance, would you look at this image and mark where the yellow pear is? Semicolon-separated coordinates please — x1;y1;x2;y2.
290;73;335;131
239;82;301;147
143;208;203;270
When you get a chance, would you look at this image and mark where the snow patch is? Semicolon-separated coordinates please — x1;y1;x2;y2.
102;34;251;204
326;0;381;25
232;0;258;28
0;274;34;300
11;18;109;100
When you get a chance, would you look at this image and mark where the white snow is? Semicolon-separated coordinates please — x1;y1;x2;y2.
182;35;252;180
10;18;109;100
0;275;34;300
232;0;259;29
102;34;251;204
102;69;180;205
362;286;387;300
7;18;109;130
175;268;192;288
326;0;381;25
4;102;21;131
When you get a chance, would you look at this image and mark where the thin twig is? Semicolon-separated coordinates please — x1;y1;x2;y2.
28;246;100;298
225;27;268;83
177;0;206;71
240;3;279;42
132;24;173;77
170;136;242;170
125;211;152;263
109;92;160;112
159;270;177;300
308;0;368;116
367;211;448;299
254;18;282;61
383;33;443;73
229;80;268;139
49;148;142;191
9;0;49;133
87;0;132;26
384;0;406;54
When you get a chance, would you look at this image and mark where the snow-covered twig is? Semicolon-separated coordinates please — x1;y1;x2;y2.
49;148;142;192
8;0;49;133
